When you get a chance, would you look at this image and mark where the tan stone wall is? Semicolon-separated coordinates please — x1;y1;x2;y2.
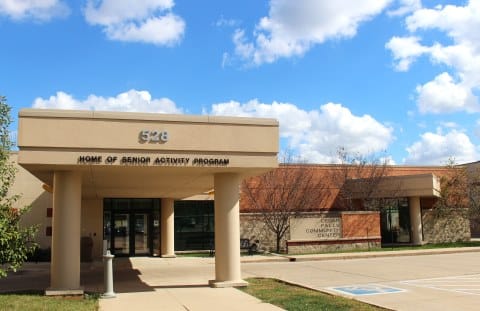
287;241;381;254
240;214;287;252
422;209;471;243
240;211;382;253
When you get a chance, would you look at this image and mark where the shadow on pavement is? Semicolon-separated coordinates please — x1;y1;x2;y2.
0;257;188;295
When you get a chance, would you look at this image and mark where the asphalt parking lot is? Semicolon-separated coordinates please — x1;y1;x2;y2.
1;249;479;310
242;251;480;310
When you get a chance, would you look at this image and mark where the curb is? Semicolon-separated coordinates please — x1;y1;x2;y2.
241;247;480;264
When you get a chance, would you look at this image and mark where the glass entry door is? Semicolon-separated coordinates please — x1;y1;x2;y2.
104;199;158;256
381;199;411;244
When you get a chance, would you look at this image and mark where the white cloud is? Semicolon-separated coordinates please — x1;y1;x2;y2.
84;0;173;25
84;0;185;46
32;89;183;114
380;155;396;165
209;99;393;163
385;36;430;71
416;72;479;114
438;121;458;129
232;0;392;65
387;0;421;17
405;1;480;48
215;16;239;28
0;0;69;21
405;129;478;165
387;1;480;114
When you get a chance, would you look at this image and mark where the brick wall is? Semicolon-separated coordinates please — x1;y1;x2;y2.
341;212;380;238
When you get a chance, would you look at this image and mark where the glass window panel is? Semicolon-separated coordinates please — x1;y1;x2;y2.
174;200;214;251
134;213;149;255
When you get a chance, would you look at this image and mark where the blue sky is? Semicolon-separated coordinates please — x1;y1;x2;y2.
1;0;479;165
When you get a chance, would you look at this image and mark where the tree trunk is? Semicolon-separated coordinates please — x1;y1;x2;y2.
276;235;281;253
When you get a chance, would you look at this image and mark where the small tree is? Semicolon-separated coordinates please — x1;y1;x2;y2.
242;154;331;253
0;96;37;277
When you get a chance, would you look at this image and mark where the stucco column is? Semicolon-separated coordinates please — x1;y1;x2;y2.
209;173;247;288
161;198;176;258
409;196;423;245
46;171;82;295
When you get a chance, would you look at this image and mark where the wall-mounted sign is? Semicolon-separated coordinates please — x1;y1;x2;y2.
139;130;168;143
77;155;230;167
290;217;341;240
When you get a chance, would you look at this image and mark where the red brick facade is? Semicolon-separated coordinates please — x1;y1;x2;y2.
341;212;380;238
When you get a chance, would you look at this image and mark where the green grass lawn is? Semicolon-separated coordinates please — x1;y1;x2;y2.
0;292;99;311
381;240;480;250
240;278;385;311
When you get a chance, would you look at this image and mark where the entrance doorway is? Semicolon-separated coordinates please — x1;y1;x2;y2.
380;198;411;244
104;199;160;256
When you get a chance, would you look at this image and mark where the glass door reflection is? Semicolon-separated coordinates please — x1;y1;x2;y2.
114;213;130;255
134;213;150;255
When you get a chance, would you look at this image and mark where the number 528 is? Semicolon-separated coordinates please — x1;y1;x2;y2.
139;130;168;143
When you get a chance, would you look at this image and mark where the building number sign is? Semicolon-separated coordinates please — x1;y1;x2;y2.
139;130;168;143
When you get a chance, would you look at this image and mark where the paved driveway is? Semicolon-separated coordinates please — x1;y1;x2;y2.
242;252;480;311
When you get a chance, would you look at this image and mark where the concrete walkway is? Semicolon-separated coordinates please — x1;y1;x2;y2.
97;257;282;311
1;247;480;310
0;257;282;311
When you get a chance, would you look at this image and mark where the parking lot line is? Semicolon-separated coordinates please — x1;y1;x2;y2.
401;274;480;296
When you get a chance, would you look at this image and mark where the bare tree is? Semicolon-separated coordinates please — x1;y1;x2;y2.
241;149;397;253
241;155;331;253
330;148;396;211
466;164;480;237
434;159;470;217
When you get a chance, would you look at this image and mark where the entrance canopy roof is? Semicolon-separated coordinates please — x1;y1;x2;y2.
344;173;441;199
17;109;279;199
